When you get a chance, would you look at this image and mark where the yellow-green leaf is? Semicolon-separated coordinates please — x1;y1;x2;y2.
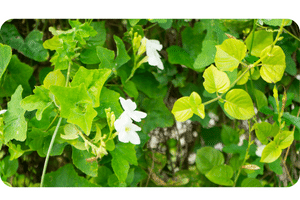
260;141;282;163
203;65;230;93
189;92;205;119
224;89;255;120
260;45;286;83
171;97;193;122
245;30;273;57
214;38;247;72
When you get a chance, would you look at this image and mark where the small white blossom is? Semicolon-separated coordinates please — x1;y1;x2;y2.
119;97;147;122
142;37;164;70
256;144;266;157
114;114;141;145
0;109;7;115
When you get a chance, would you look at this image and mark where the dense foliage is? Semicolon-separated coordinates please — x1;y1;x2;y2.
0;19;300;187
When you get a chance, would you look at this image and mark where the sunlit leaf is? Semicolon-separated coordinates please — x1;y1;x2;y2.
0;43;12;80
203;64;230;93
260;45;286;83
224;89;255;120
214;38;247;72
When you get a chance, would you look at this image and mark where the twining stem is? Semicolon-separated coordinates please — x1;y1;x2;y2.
283;28;300;42
40;117;62;187
40;62;72;187
233;120;252;187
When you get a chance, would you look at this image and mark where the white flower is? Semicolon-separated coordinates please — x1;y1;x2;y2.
0;109;7;115
255;144;266;157
143;37;164;70
119;97;147;122
114;114;141;145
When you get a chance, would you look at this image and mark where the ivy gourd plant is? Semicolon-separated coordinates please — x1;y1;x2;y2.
0;18;299;188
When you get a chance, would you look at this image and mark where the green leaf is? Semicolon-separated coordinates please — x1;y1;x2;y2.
214;38;247;72
241;178;262;187
195;146;224;175
260;141;282;163
203;64;230;93
253;89;268;111
87;21;106;47
0;156;18;178
254;122;279;145
171;97;193;122
223;140;257;160
44;163;99;187
110;143;138;166
0;43;12;80
3;85;27;143
0;55;33;97
8;143;25;160
142;97;174;134
111;155;130;183
130;166;148;187
181;25;205;59
194;40;218;70
95;87;123;119
43;35;62;50
221;125;239;146
261;19;292;27
61;123;79;140
43;69;66;89
79;47;100;64
282;112;300;131
166;45;194;69
96;46;115;69
260;45;286;83
245;30;274;57
224;89;255;120
21;86;52;120
128;19;140;26
267;158;283;175
274;130;294;149
72;146;98;177
131;72;167;99
50;84;97;135
189;92;205;119
205;165;234;186
94;166;112;186
123;80;138;99
71;66;111;107
0;23;48;62
113;35;130;69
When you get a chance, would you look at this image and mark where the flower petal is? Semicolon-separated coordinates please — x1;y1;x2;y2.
147;39;163;51
128;131;140;145
0;109;7;115
131;111;147;122
131;123;142;132
118;131;130;143
119;97;136;111
114;113;132;132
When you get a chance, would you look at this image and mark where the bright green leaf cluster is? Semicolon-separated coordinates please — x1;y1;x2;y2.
172;92;205;122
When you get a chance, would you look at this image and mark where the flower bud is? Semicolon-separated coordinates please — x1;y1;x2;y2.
137;37;147;56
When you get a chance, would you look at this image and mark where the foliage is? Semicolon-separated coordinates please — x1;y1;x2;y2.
0;18;300;188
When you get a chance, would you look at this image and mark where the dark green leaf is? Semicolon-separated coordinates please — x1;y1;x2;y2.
72;146;98;177
167;45;194;69
44;163;99;187
196;146;224;175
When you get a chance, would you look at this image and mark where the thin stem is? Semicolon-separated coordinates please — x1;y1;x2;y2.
45;113;59;132
233;120;252;187
40;117;62;187
40;60;72;187
283;28;300;42
249;19;258;55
